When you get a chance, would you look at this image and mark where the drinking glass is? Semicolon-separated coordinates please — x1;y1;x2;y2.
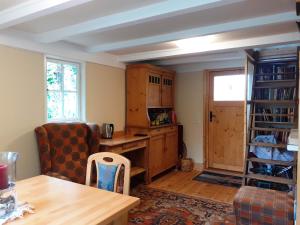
0;152;18;218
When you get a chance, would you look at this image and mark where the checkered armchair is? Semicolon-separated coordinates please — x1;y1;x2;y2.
35;123;101;184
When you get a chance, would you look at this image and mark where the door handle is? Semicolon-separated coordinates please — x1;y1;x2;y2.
209;111;216;122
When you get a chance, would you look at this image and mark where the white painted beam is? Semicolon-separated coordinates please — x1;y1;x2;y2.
0;29;125;69
88;11;298;53
172;59;245;73
0;0;91;29
36;0;244;43
154;51;245;66
118;32;300;62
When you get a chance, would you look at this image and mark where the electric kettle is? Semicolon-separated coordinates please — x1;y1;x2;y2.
102;123;114;139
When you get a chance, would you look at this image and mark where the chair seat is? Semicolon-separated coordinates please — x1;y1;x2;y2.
233;186;294;225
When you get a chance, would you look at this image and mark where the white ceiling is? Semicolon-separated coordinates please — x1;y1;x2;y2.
0;0;28;11
0;0;299;69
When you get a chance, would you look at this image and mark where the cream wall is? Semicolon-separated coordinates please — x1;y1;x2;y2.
86;62;125;131
0;45;125;180
174;60;245;166
0;45;45;179
175;71;204;165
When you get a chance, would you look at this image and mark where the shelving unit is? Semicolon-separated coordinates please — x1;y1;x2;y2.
243;57;298;193
130;167;146;177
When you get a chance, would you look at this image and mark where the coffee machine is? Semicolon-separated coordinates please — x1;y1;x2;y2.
102;123;114;139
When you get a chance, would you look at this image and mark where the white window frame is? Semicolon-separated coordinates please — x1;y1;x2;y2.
45;57;85;122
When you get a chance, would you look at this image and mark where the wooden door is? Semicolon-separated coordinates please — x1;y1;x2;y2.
149;134;164;176
164;131;178;169
161;74;174;107
207;69;245;172
148;73;161;107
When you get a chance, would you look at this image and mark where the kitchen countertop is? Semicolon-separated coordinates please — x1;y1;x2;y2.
100;135;150;147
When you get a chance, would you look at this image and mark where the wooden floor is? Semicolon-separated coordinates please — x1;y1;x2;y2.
147;170;239;204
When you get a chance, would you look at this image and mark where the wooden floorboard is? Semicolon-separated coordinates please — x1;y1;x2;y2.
147;170;239;204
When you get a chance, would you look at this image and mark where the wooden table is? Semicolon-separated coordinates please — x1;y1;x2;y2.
100;135;150;183
11;175;140;225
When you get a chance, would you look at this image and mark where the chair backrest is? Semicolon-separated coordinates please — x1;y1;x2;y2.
35;123;100;184
86;152;131;195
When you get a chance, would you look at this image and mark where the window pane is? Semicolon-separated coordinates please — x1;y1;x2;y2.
46;58;81;121
63;64;78;91
214;75;245;101
47;91;62;119
64;92;78;119
47;62;62;91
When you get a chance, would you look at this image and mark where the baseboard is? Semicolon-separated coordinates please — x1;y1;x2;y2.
193;163;204;172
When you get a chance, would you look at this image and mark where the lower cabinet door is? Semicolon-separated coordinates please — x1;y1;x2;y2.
149;134;165;177
164;131;178;169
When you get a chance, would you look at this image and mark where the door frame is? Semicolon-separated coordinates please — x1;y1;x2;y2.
203;67;246;171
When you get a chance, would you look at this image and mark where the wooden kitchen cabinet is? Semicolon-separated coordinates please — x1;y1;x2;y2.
128;125;178;181
126;64;178;182
164;131;178;169
126;65;175;126
161;74;174;107
148;73;162;107
149;134;165;177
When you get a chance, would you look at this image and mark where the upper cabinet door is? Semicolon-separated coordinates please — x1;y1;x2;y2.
147;74;161;107
161;74;174;107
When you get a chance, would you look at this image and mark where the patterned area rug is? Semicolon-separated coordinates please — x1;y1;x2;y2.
129;186;235;225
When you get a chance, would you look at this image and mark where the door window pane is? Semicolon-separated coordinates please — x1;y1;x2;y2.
214;75;245;101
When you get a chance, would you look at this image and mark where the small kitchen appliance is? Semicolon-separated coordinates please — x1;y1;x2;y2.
102;123;114;139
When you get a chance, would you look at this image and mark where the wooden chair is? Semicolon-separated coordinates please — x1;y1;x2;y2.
86;152;131;195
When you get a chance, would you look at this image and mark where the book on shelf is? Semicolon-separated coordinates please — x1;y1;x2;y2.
255;87;296;101
287;129;298;151
256;62;296;81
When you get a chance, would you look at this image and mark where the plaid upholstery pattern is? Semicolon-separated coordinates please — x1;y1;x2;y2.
233;186;294;225
35;123;100;184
